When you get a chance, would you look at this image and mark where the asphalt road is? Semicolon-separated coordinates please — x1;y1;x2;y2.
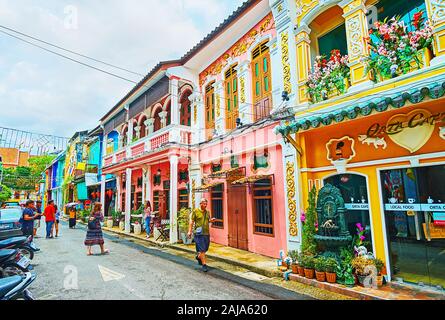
28;221;313;300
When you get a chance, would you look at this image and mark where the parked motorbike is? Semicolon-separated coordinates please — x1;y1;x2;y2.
0;249;32;278
0;236;39;260
0;272;36;300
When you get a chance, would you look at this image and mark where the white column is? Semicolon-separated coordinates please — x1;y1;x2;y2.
145;118;155;135
190;93;205;144
236;60;253;125
169;154;179;243
134;126;141;139
213;80;225;135
169;77;180;126
125;168;132;233
116;174;122;212
127;121;134;146
100;174;106;209
159;111;168;128
146;166;152;204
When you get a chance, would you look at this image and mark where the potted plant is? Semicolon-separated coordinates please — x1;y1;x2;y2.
303;255;315;279
325;258;338;284
133;221;142;235
288;250;299;274
119;217;125;231
177;208;193;245
351;256;375;286
106;210;114;228
113;210;122;227
336;248;355;287
297;252;305;277
373;258;385;287
315;257;326;282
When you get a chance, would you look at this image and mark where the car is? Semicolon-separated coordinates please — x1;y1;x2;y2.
0;208;24;240
2;200;20;208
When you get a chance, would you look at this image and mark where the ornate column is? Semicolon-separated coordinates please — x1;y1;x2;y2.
339;0;373;91
426;0;445;65
190;93;204;144
295;23;312;105
125;168;132;233
169;76;180;126
127;120;134;146
268;37;281;113
169;154;179;243
213;80;225;135
134;126;141;140
145;118;155;135
236;60;253;125
100;174;106;212
145;166;152;205
159;111;168;128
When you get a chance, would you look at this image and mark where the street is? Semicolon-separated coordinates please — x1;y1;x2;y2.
29;221;313;300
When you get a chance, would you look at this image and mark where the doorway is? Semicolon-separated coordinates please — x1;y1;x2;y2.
227;184;248;250
381;164;445;289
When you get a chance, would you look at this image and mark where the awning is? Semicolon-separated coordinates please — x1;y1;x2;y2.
192;182;222;193
275;80;445;137
232;174;275;186
206;167;246;179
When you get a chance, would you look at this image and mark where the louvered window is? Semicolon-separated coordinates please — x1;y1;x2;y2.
225;65;239;130
251;41;272;121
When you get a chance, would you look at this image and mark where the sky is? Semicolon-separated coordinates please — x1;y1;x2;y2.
0;0;246;138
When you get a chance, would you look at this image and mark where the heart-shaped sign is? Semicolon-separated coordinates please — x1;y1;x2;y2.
387;109;434;153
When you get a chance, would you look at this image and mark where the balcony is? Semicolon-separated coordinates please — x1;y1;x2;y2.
103;125;193;168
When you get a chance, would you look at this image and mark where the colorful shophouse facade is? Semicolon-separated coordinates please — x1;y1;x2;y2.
276;0;445;289
99;0;299;258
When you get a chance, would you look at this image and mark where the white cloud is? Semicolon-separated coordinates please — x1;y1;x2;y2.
0;0;245;137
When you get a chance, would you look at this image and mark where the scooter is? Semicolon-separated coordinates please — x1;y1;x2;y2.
0;249;32;278
0;272;36;300
0;236;39;260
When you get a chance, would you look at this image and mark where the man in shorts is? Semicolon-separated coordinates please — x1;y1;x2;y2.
22;200;42;240
188;198;216;272
33;200;42;237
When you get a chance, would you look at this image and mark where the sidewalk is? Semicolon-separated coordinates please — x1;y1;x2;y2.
95;223;445;300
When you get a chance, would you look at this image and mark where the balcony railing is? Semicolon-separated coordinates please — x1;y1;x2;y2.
102;125;193;168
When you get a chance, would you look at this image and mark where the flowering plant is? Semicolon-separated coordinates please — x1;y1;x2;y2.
306;49;350;103
356;223;366;247
364;11;433;80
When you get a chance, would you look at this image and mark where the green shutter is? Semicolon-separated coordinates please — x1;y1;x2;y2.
264;77;269;92
263;58;268;72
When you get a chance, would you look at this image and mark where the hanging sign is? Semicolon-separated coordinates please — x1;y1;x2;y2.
345;203;369;210
385;203;421;211
422;204;445;212
433;212;445;226
423;223;445;239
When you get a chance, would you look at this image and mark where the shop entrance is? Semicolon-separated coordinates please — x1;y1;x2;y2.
227;184;248;251
381;165;445;289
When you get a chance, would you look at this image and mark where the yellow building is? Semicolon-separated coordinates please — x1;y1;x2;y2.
277;0;445;289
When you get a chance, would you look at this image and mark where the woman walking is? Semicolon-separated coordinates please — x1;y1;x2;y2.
68;206;77;229
144;201;152;239
85;203;109;256
53;205;62;237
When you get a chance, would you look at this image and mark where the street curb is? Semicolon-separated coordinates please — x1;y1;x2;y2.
96;224;282;279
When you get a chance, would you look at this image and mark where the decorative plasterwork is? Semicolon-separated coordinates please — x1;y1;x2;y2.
429;0;445;23
240;77;246;103
199;13;275;87
346;13;364;60
281;31;292;94
286;161;298;237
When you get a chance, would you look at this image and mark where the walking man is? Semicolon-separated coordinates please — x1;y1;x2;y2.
33;200;42;237
21;200;42;240
187;198;216;272
44;200;56;239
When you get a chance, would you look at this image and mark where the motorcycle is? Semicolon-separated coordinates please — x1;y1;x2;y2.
0;249;32;278
0;272;36;300
0;236;39;260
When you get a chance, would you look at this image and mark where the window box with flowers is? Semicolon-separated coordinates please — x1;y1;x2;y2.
364;11;434;82
306;50;350;103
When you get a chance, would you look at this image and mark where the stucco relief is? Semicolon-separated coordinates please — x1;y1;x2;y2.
240;77;246;104
346;14;364;60
281;31;292;94
430;0;445;23
286;161;298;237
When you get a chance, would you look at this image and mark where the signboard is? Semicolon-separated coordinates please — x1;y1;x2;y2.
422;204;445;212
423;223;445;239
433;212;445;226
85;173;99;187
385;204;421;211
345;203;369;211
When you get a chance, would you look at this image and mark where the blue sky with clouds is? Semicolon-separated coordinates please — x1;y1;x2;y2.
0;0;245;137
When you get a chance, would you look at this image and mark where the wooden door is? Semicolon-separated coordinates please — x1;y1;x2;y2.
227;184;248;250
158;191;167;219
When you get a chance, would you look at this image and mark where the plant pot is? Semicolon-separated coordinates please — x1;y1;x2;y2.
291;265;298;274
106;219;113;228
134;224;142;235
281;261;289;269
297;266;305;277
376;275;384;287
119;221;125;231
411;47;433;71
357;274;368;286
326;272;337;284
304;268;315;279
315;271;326;282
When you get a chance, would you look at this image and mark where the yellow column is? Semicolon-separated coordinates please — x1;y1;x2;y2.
339;0;373;87
426;0;445;62
295;24;311;104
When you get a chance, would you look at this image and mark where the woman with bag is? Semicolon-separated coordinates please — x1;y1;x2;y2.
84;202;109;256
143;201;152;239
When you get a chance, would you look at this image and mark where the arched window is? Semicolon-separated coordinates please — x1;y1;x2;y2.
180;90;192;127
251;41;272;121
121;127;128;147
153;108;162;132
205;82;216;140
225;65;238;130
139;115;147;138
165;100;171;127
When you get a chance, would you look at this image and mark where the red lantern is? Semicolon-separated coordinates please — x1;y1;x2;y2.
106;190;113;198
91;192;96;199
97;192;101;199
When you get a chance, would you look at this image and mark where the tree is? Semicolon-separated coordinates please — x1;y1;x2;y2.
301;186;318;256
0;184;12;203
29;155;56;176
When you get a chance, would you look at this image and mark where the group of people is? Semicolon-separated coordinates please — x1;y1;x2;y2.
21;200;62;240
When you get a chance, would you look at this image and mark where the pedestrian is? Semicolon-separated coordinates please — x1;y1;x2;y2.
143;201;152;239
68;206;77;229
187;198;216;272
33;200;43;238
21;200;42;240
84;202;109;256
53;205;62;237
43;200;56;239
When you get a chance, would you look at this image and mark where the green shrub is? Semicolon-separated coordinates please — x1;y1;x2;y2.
315;257;327;272
325;258;338;273
302;186;318;256
304;255;316;270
